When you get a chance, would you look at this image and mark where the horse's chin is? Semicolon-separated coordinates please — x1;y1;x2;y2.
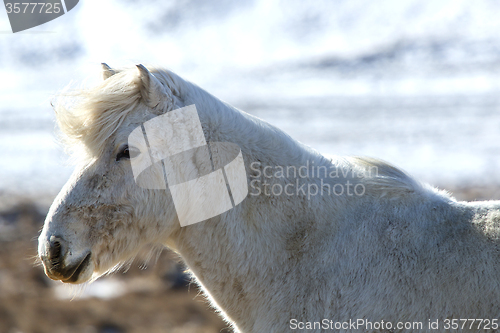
59;253;94;284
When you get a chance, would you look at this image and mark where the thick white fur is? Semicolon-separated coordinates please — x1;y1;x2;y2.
40;65;500;333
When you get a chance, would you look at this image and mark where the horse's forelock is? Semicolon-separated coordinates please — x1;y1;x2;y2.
54;66;182;163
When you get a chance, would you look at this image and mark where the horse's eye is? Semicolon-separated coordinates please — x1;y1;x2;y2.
116;146;131;161
116;145;141;161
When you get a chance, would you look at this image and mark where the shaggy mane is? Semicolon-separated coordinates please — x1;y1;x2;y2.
54;67;181;162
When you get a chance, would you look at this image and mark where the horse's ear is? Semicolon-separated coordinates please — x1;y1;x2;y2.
101;63;116;80
136;64;169;109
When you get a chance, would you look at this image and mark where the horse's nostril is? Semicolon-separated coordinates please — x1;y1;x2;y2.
48;236;66;264
50;241;61;260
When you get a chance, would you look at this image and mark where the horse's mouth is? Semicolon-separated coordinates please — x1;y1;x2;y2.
45;252;92;284
61;252;91;284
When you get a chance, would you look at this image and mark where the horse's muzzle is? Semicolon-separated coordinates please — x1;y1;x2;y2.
39;235;91;283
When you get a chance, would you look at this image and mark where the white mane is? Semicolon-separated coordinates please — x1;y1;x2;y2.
54;67;185;161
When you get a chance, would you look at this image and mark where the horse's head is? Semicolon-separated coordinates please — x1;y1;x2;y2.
38;64;183;283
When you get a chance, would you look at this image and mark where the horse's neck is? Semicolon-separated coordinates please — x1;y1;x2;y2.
169;85;330;324
171;193;306;327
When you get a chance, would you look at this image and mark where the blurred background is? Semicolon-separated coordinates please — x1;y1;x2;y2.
2;0;500;332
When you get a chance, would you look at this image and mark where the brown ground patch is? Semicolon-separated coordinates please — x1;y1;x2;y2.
1;184;498;333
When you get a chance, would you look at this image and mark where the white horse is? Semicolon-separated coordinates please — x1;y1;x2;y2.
39;64;500;333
